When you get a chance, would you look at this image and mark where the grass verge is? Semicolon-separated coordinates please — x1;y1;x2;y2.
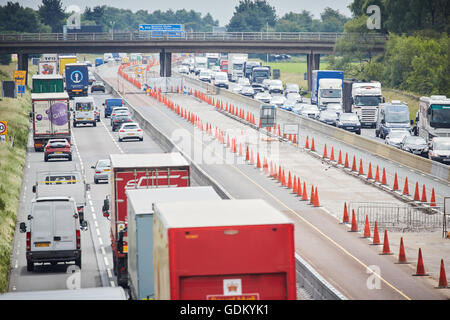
0;62;34;293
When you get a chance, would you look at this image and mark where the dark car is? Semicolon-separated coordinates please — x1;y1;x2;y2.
44;139;72;162
400;135;428;157
337;112;361;135
112;114;133;131
91;81;105;92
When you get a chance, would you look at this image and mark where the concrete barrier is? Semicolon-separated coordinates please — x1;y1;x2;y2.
182;74;450;183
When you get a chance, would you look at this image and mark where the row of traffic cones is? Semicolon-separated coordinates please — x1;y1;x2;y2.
342;202;448;287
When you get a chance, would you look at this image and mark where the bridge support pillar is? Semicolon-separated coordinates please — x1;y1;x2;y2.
306;52;320;91
17;52;29;86
159;50;172;77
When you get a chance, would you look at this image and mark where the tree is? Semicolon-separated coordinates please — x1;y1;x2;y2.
226;0;276;32
0;2;50;33
38;0;65;33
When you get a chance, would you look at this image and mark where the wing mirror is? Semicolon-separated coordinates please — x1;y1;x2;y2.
19;222;26;233
32;185;36;193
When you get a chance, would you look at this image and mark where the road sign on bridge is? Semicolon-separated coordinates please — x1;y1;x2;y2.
139;24;185;39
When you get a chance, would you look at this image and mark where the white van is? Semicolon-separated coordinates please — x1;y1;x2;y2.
72;96;96;127
20;197;88;272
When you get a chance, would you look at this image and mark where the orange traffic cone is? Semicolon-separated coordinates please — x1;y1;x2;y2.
351;156;357;172
344;153;349;168
305;136;309;149
245;146;249;161
287;171;292;189
430;188;436;207
313;187;320;207
338;150;343;165
438;259;448;288
297;178;302;197
281;169;286;187
311;138;316;152
362;215;371;238
380;229;393;255
393;173;399;191
413;248;428;276
330;146;335;161
396;237;409;264
301;182;308;201
323;144;328;158
349;209;358;232
403;177;410;195
239;143;243;157
381;168;387;185
367;163;373;180
371;220;381;245
421;184;427;203
293;134;297;144
342;202;349;224
358;159;364;175
413;182;420;201
293;175;297;194
256;153;261;168
278;166;282;183
374;165;380;183
309;185;315;205
250;150;255;165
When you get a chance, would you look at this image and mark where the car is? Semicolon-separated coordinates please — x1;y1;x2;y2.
232;85;243;94
286;92;302;103
255;91;272;103
237;78;250;87
385;130;410;148
270;95;286;108
400;135;428;157
285;83;300;95
199;70;212;82
118;122;144;142
94;106;100;122
292;104;304;115
428;137;450;164
337;112;361;134
240;86;255;98
213;72;229;89
110;107;130;125
88;74;96;86
268;80;284;94
91;81;105;92
326;103;343;117
92;159;111;184
319;110;338;126
251;83;265;93
299;104;320;119
112;114;133;132
177;65;189;74
44;139;72;162
279;100;295;112
261;79;272;91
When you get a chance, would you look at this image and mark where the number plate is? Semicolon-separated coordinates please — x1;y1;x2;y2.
347;127;354;129
127;133;135;136
55;152;62;154
35;242;50;247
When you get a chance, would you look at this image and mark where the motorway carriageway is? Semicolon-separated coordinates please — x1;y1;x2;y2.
98;63;450;300
7;87;200;293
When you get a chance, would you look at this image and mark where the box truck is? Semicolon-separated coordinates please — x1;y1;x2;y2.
38;61;58;75
102;153;190;287
65;63;89;99
228;53;248;82
126;186;221;300
311;70;344;109
32;75;64;94
417;95;450;141
153;199;296;300
31;92;71;151
58;55;77;76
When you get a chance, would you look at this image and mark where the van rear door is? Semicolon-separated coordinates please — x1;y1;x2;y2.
53;201;77;251
30;202;53;251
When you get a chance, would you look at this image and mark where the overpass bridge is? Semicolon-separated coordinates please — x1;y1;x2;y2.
1;31;387;88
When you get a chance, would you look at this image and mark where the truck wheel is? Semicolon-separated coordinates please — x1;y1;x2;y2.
375;130;379;138
68;155;72;161
27;260;34;272
75;257;81;269
73;122;77;128
93;122;97;127
44;155;48;162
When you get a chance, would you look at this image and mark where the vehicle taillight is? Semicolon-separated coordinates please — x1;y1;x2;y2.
114;120;118;123
26;232;31;251
76;230;81;249
119;130;125;132
137;129;142;132
96;170;101;174
77;206;83;213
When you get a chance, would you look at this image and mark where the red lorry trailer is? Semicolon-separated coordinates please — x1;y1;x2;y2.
153;199;296;300
105;153;190;287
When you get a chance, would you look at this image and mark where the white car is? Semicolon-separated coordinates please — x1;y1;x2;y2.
177;65;189;74
118;123;144;142
237;78;250;86
199;70;212;82
299;104;320;119
270;95;286;107
213;72;229;89
255;92;272;103
327;103;343;116
232;85;243;94
286;92;302;103
385;130;410;148
268;80;284;94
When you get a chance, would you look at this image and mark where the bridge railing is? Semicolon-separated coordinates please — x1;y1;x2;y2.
0;32;388;42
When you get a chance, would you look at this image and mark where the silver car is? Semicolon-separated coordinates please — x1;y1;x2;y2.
92;159;111;184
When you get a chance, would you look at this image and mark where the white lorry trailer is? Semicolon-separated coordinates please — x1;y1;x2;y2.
417;95;450;141
228;53;248;82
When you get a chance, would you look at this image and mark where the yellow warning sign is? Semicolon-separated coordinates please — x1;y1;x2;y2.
14;70;27;85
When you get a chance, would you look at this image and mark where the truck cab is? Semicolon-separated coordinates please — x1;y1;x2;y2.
375;100;412;139
251;66;271;84
72;96;96;127
317;78;343;110
351;82;383;128
418;95;450;142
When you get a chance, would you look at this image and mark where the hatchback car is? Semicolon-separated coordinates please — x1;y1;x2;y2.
177;65;189;74
91;81;105;92
118;123;144;142
199;70;212;82
428;137;450;164
385;130;410;148
270;95;286;108
319;110;338;126
110;107;130;125
240;86;255;98
286;92;302;103
44;139;72;162
92;159;111;184
255;92;272;103
268;80;284;94
299;104;320;119
112;114;133;131
337;113;361;134
326;103;343;117
400;135;428;157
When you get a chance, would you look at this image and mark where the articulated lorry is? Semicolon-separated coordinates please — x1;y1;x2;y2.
32;74;64;94
251;66;271;84
65;63;89;99
311;70;344;109
102;153;190;287
31;91;71;151
417;95;450;141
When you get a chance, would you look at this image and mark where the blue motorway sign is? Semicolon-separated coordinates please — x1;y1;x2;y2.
17;85;25;94
139;24;184;32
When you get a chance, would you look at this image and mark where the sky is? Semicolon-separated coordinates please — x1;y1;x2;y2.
4;0;354;26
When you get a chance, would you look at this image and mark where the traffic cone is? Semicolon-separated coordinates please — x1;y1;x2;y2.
313;187;320;207
293;175;297;193
344;153;349;168
305;136;309;149
381;168;387;185
239;143;243;157
413;182;420;201
301;182;308;201
413;248;428;276
309;185;315;205
362;215;371;238
330;147;335;161
263;157;268;174
380;229;393;255
342;202;349;224
358;159;364;175
437;259;448;288
245;146;249;161
403;177;410;195
349;210;358;232
278;166;282;183
337;150;343;165
297;178;302;197
282;169;286;187
256;153;261;168
421;184;427;203
323;144;328;158
293;135;297;144
287;171;292;189
311;138;316;152
374;165;380;183
396;237;409;264
393;173;399;191
367;163;373;180
269;162;274;177
250;150;255;165
371;221;381;245
351;156;357;172
430;188;436;207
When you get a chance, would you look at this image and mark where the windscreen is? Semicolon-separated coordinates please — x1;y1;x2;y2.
385;105;410;123
44;175;77;184
430;105;450;128
354;96;382;106
253;70;269;77
320;89;342;98
75;102;93;111
434;140;450;150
